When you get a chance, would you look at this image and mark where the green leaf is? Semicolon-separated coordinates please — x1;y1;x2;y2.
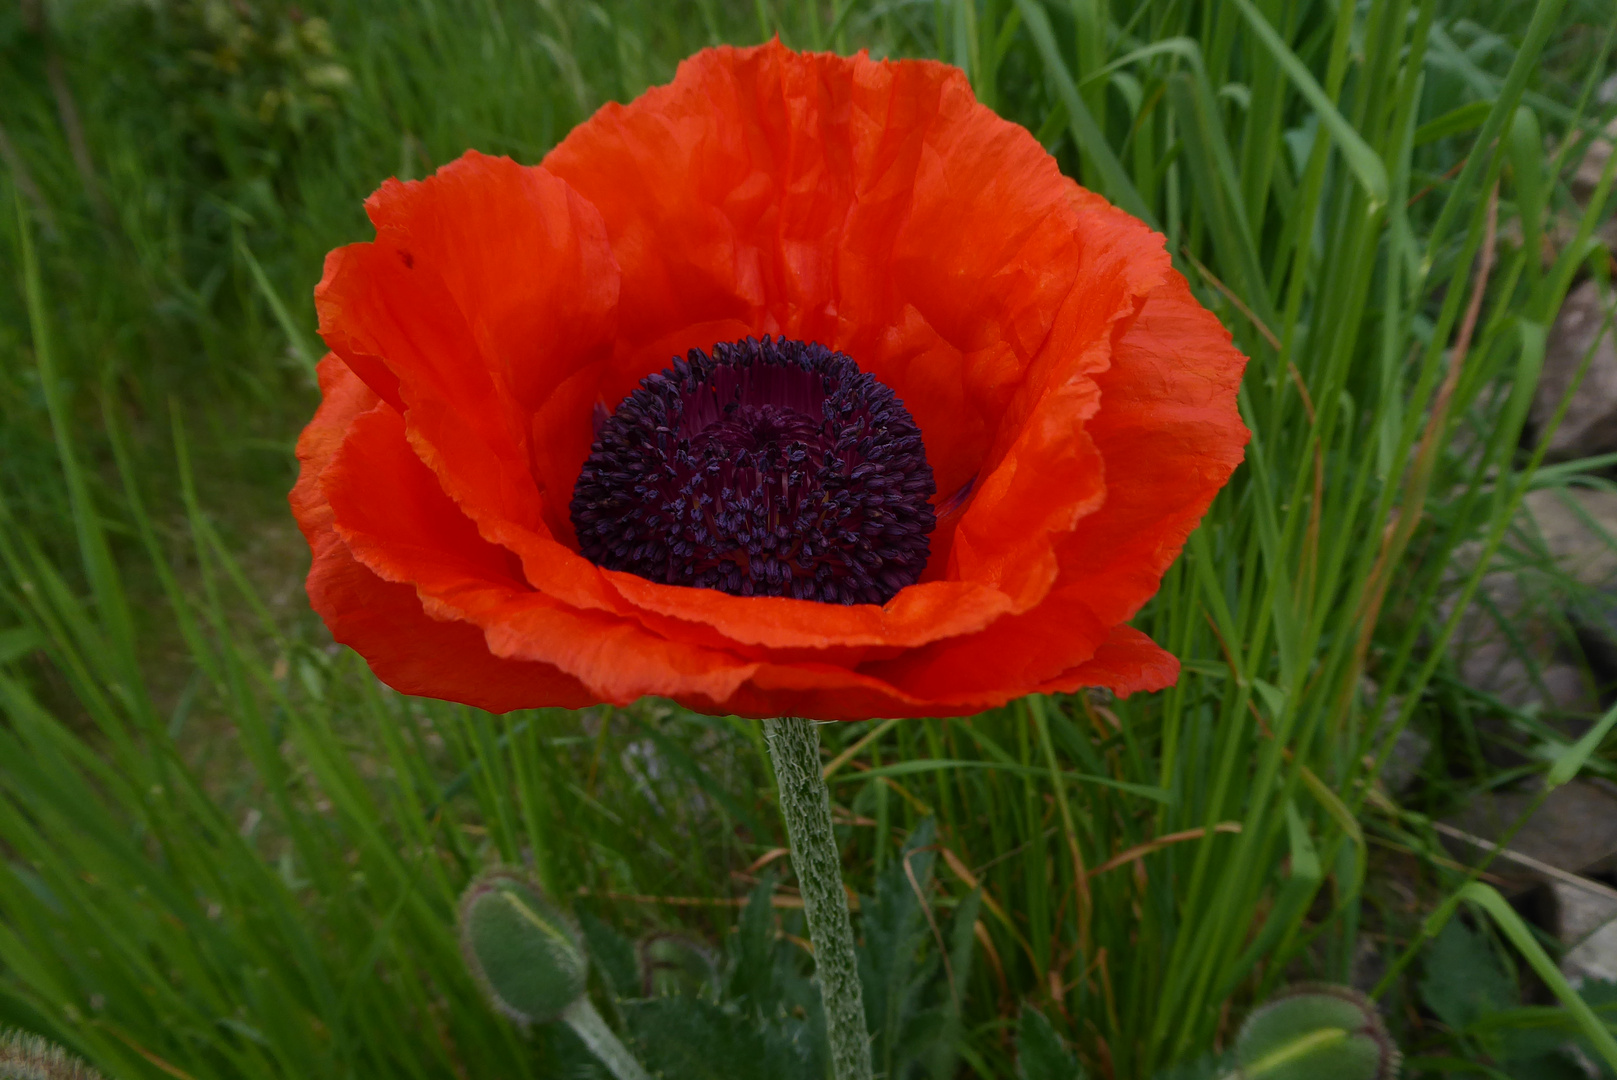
1413;100;1493;146
622;996;818;1080
0;629;42;667
1419;919;1517;1032
1545;702;1617;790
1217;802;1323;999
638;934;719;999
834;759;1170;803
1010;0;1154;225
1458;883;1617;1072
1016;1005;1083;1080
859;819;940;1077
579;910;641;1000
1227;0;1389;206
725;873;812;1021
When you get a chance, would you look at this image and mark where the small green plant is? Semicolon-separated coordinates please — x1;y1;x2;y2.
1016;1005;1084;1080
456;822;980;1080
1418;914;1617;1076
0;1031;103;1080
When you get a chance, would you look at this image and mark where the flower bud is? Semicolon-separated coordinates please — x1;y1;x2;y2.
0;1029;104;1080
1234;984;1400;1080
458;869;588;1026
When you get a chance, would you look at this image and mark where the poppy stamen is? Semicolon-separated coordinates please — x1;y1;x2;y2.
570;336;937;605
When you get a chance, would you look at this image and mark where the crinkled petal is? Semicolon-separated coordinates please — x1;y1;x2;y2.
317;384;763;705
292;357;594;711
293;43;1251;720
1052;263;1250;627
1035;626;1181;699
544;41;1166;649
315;153;632;619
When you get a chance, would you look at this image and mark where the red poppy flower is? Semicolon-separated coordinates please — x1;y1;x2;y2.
291;41;1249;721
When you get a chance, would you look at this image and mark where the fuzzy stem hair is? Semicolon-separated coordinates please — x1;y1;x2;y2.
763;716;872;1080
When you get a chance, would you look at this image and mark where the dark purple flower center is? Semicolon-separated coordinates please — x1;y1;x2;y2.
569;337;936;605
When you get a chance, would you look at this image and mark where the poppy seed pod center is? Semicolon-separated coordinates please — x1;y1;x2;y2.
569;337;937;605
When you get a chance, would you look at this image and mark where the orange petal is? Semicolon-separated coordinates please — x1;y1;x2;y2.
314;153;647;620
319;392;763;706
293;45;1251;720
1053;264;1250;628
292;357;595;711
546;42;1166;649
1035;625;1181;698
860;583;1113;704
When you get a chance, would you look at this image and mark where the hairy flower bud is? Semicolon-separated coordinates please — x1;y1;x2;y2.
1233;984;1400;1080
0;1030;104;1080
457;869;588;1026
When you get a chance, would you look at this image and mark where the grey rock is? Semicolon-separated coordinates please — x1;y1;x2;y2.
1361;677;1432;794
1440;787;1617;985
1532;279;1617;462
1440;488;1617;728
1551;870;1617;987
1439;780;1617;896
1563;906;1617;985
1552;879;1617;944
1524;487;1617;589
1382;727;1433;795
1442;539;1599;718
1525;486;1617;669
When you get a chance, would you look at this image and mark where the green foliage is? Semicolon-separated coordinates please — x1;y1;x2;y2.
1419;920;1517;1033
1417;913;1617;1077
1017;1005;1084;1080
622;997;816;1080
581;910;644;1001
858;819;957;1077
152;0;353;180
461;828;975;1080
638;935;719;1000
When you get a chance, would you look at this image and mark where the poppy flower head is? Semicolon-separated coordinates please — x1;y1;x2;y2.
570;335;936;605
293;41;1251;721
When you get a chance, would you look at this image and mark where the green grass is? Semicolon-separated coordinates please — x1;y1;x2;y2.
2;0;1617;1077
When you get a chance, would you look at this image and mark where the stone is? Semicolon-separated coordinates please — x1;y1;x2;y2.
1532;279;1617;462
1553;879;1617;942
1439;780;1617;896
1440;489;1616;734
1361;677;1432;794
1380;726;1433;795
1430;803;1617;988
1524;488;1617;588
1442;540;1599;720
1563;903;1617;985
1524;486;1617;672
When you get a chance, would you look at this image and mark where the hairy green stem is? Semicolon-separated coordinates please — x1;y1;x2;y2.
561;999;651;1080
763;716;872;1080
